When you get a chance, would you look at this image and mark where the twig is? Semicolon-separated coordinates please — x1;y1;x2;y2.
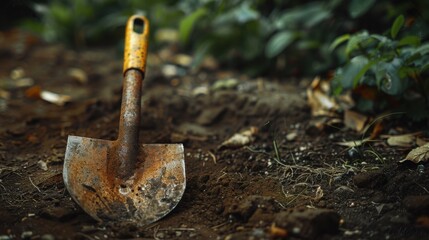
212;222;228;229
29;176;41;193
153;225;160;240
208;151;217;164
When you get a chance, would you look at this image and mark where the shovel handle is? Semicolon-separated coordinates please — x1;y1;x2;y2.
123;15;149;75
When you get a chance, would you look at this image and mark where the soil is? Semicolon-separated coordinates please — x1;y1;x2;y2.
1;38;429;240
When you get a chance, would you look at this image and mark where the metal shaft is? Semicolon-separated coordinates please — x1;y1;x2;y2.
117;69;143;179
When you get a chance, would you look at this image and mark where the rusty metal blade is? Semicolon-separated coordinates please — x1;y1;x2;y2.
63;136;185;225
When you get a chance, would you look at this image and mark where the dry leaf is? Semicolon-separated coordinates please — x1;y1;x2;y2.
270;224;288;238
344;110;368;132
0;89;10;99
336;137;371;147
67;68;88;84
219;127;258;149
400;143;429;163
40;91;71;106
307;77;339;116
416;137;428;146
387;134;415;148
314;186;324;201
370;120;384;139
25;86;71;106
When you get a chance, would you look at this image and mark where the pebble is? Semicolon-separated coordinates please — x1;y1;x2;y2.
347;147;359;159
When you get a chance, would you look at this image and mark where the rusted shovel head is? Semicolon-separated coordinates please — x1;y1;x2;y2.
63;136;185;226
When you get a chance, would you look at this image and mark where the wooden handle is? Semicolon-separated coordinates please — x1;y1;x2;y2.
123;15;149;75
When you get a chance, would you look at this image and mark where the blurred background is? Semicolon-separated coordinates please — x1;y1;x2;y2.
2;0;428;77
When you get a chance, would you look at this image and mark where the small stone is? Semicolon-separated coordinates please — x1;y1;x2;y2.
37;160;48;171
347;147;359;159
286;132;298;141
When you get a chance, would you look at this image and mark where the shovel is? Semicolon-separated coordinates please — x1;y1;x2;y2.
63;15;186;226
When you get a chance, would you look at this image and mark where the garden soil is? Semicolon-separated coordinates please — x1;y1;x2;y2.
1;41;429;239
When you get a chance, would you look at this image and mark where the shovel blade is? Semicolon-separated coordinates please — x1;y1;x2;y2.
63;136;185;226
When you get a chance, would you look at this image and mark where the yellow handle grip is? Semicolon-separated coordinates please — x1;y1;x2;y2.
123;15;150;75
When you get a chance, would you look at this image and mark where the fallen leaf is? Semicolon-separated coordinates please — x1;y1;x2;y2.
270;224;288;238
336;137;371;147
387;134;415;148
67;68;88;84
416;137;428;146
25;85;42;99
0;89;10;99
314;186;324;201
26;86;71;106
212;78;239;91
40;91;71;106
344;110;368;132
219;127;258;149
400;143;429;163
370;120;384;139
307;77;339;117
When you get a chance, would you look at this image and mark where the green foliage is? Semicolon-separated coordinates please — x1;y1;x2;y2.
332;15;429;119
348;0;375;18
179;8;207;43
20;0;429;77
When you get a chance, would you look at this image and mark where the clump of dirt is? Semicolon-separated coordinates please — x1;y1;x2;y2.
0;41;429;240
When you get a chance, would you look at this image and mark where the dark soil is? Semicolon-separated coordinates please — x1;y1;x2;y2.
1;37;429;239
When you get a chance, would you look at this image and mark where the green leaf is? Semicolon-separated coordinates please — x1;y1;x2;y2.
398;35;421;47
330;34;350;51
353;60;377;87
391;15;405;39
381;58;406;95
265;31;295;58
213;2;259;26
179;8;207;43
345;31;370;57
304;9;331;28
349;0;375;18
415;43;429;55
191;41;212;71
274;2;327;29
335;56;369;89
